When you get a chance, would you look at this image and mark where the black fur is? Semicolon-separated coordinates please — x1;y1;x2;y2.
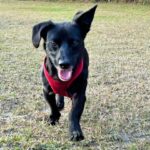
32;5;97;141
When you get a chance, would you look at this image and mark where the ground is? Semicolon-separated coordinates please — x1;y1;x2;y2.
0;1;150;149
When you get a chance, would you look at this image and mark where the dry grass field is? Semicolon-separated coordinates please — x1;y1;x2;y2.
0;1;150;149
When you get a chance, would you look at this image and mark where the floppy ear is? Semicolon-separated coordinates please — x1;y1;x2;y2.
32;21;53;48
73;5;97;38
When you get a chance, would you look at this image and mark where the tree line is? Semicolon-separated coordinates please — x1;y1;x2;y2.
23;0;150;4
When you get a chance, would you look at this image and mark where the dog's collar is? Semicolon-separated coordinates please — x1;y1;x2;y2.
43;57;83;98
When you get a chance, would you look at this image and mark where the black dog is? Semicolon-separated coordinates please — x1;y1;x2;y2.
32;5;97;141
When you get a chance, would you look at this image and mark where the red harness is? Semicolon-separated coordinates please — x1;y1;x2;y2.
43;58;83;98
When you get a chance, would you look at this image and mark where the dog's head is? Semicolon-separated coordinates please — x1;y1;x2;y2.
32;5;97;81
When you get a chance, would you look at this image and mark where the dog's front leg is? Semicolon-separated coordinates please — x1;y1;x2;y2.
43;89;61;125
69;94;86;141
56;94;64;111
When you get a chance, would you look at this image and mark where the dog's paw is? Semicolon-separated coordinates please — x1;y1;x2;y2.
49;113;61;126
70;131;84;141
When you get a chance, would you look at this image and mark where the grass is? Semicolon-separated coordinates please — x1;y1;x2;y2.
0;0;150;149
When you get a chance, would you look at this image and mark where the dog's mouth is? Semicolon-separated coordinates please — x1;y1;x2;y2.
57;67;73;82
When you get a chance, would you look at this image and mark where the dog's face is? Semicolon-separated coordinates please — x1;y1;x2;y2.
45;22;84;81
32;5;97;81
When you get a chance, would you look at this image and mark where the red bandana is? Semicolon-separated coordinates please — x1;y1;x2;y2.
43;58;83;98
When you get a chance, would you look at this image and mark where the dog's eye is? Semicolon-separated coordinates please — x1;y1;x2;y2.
47;41;59;50
51;41;59;49
72;40;80;47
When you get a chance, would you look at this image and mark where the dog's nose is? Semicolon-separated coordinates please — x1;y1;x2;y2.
59;63;70;69
59;60;70;69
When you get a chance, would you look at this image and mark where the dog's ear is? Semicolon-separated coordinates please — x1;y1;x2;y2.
32;21;54;48
73;5;97;38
